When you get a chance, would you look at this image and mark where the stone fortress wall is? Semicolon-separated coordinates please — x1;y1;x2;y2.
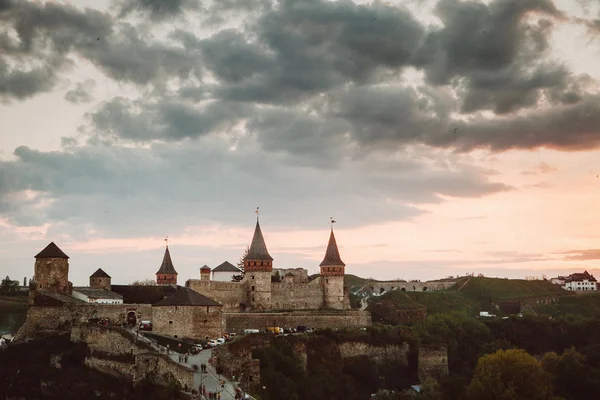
152;304;222;339
362;281;455;294
72;324;194;390
222;310;372;333
17;302;153;339
271;277;324;310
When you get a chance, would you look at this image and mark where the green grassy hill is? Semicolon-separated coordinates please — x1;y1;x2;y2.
344;274;368;288
456;277;569;301
367;277;579;321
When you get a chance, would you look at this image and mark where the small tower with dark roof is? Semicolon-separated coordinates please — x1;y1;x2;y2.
156;245;178;286
244;216;273;310
90;268;112;290
200;265;211;281
320;228;347;310
34;242;71;295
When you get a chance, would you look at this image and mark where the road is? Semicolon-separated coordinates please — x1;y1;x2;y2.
168;348;243;400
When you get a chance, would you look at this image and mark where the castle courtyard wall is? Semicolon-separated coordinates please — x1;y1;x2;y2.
185;280;247;311
17;303;152;340
271;278;324;310
152;305;223;340
223;311;371;333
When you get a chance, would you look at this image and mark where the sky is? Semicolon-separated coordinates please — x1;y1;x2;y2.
2;0;600;286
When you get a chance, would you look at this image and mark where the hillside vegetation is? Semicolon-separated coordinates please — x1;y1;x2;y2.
367;276;581;321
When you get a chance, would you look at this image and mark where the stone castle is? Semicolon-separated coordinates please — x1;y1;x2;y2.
18;218;370;342
185;218;350;311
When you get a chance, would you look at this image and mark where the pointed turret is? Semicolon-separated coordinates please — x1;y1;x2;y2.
156;246;178;285
320;227;347;310
320;229;346;267
247;220;273;261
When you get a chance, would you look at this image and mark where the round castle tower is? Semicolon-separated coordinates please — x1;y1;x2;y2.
320;228;346;310
33;242;71;295
244;218;273;310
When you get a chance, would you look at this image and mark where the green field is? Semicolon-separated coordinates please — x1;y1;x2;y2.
364;276;585;320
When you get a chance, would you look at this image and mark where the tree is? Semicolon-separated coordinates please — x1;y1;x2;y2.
237;246;249;273
130;279;156;286
232;246;249;282
542;347;600;400
0;276;19;294
468;349;553;400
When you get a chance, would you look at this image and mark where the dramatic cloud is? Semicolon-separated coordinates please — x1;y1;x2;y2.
117;0;199;21
0;136;510;237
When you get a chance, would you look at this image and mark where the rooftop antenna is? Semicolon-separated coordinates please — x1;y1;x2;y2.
330;217;337;229
164;236;168;246
256;207;260;221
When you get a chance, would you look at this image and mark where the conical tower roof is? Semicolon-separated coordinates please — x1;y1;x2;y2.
156;246;178;275
320;229;345;267
246;220;273;261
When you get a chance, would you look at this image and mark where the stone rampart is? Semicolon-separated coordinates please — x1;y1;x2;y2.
338;341;410;364
16;303;153;340
271;278;324;310
73;324;194;390
223;311;371;333
362;281;455;294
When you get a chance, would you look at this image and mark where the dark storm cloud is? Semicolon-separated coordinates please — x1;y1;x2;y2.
440;94;600;152
414;0;574;114
88;97;251;141
64;79;96;104
176;0;425;104
0;0;201;101
0;136;509;235
116;0;199;21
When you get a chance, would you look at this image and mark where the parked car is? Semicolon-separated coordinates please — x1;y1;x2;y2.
190;345;202;354
139;321;152;331
216;338;226;345
207;339;218;347
244;329;260;334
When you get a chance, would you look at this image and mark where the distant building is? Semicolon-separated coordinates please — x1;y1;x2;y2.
72;287;123;304
551;271;597;292
211;261;242;282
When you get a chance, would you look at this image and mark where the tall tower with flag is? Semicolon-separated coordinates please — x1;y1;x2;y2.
156;237;178;285
320;218;347;309
243;208;273;310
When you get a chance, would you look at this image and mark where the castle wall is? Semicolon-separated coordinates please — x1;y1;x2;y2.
152;305;222;340
338;342;410;364
34;258;70;294
186;279;247;311
222;311;371;333
362;281;455;294
71;324;142;355
72;324;194;390
17;303;153;340
271;278;324;310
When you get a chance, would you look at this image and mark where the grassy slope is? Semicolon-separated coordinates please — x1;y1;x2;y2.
344;274;368;288
369;277;578;319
